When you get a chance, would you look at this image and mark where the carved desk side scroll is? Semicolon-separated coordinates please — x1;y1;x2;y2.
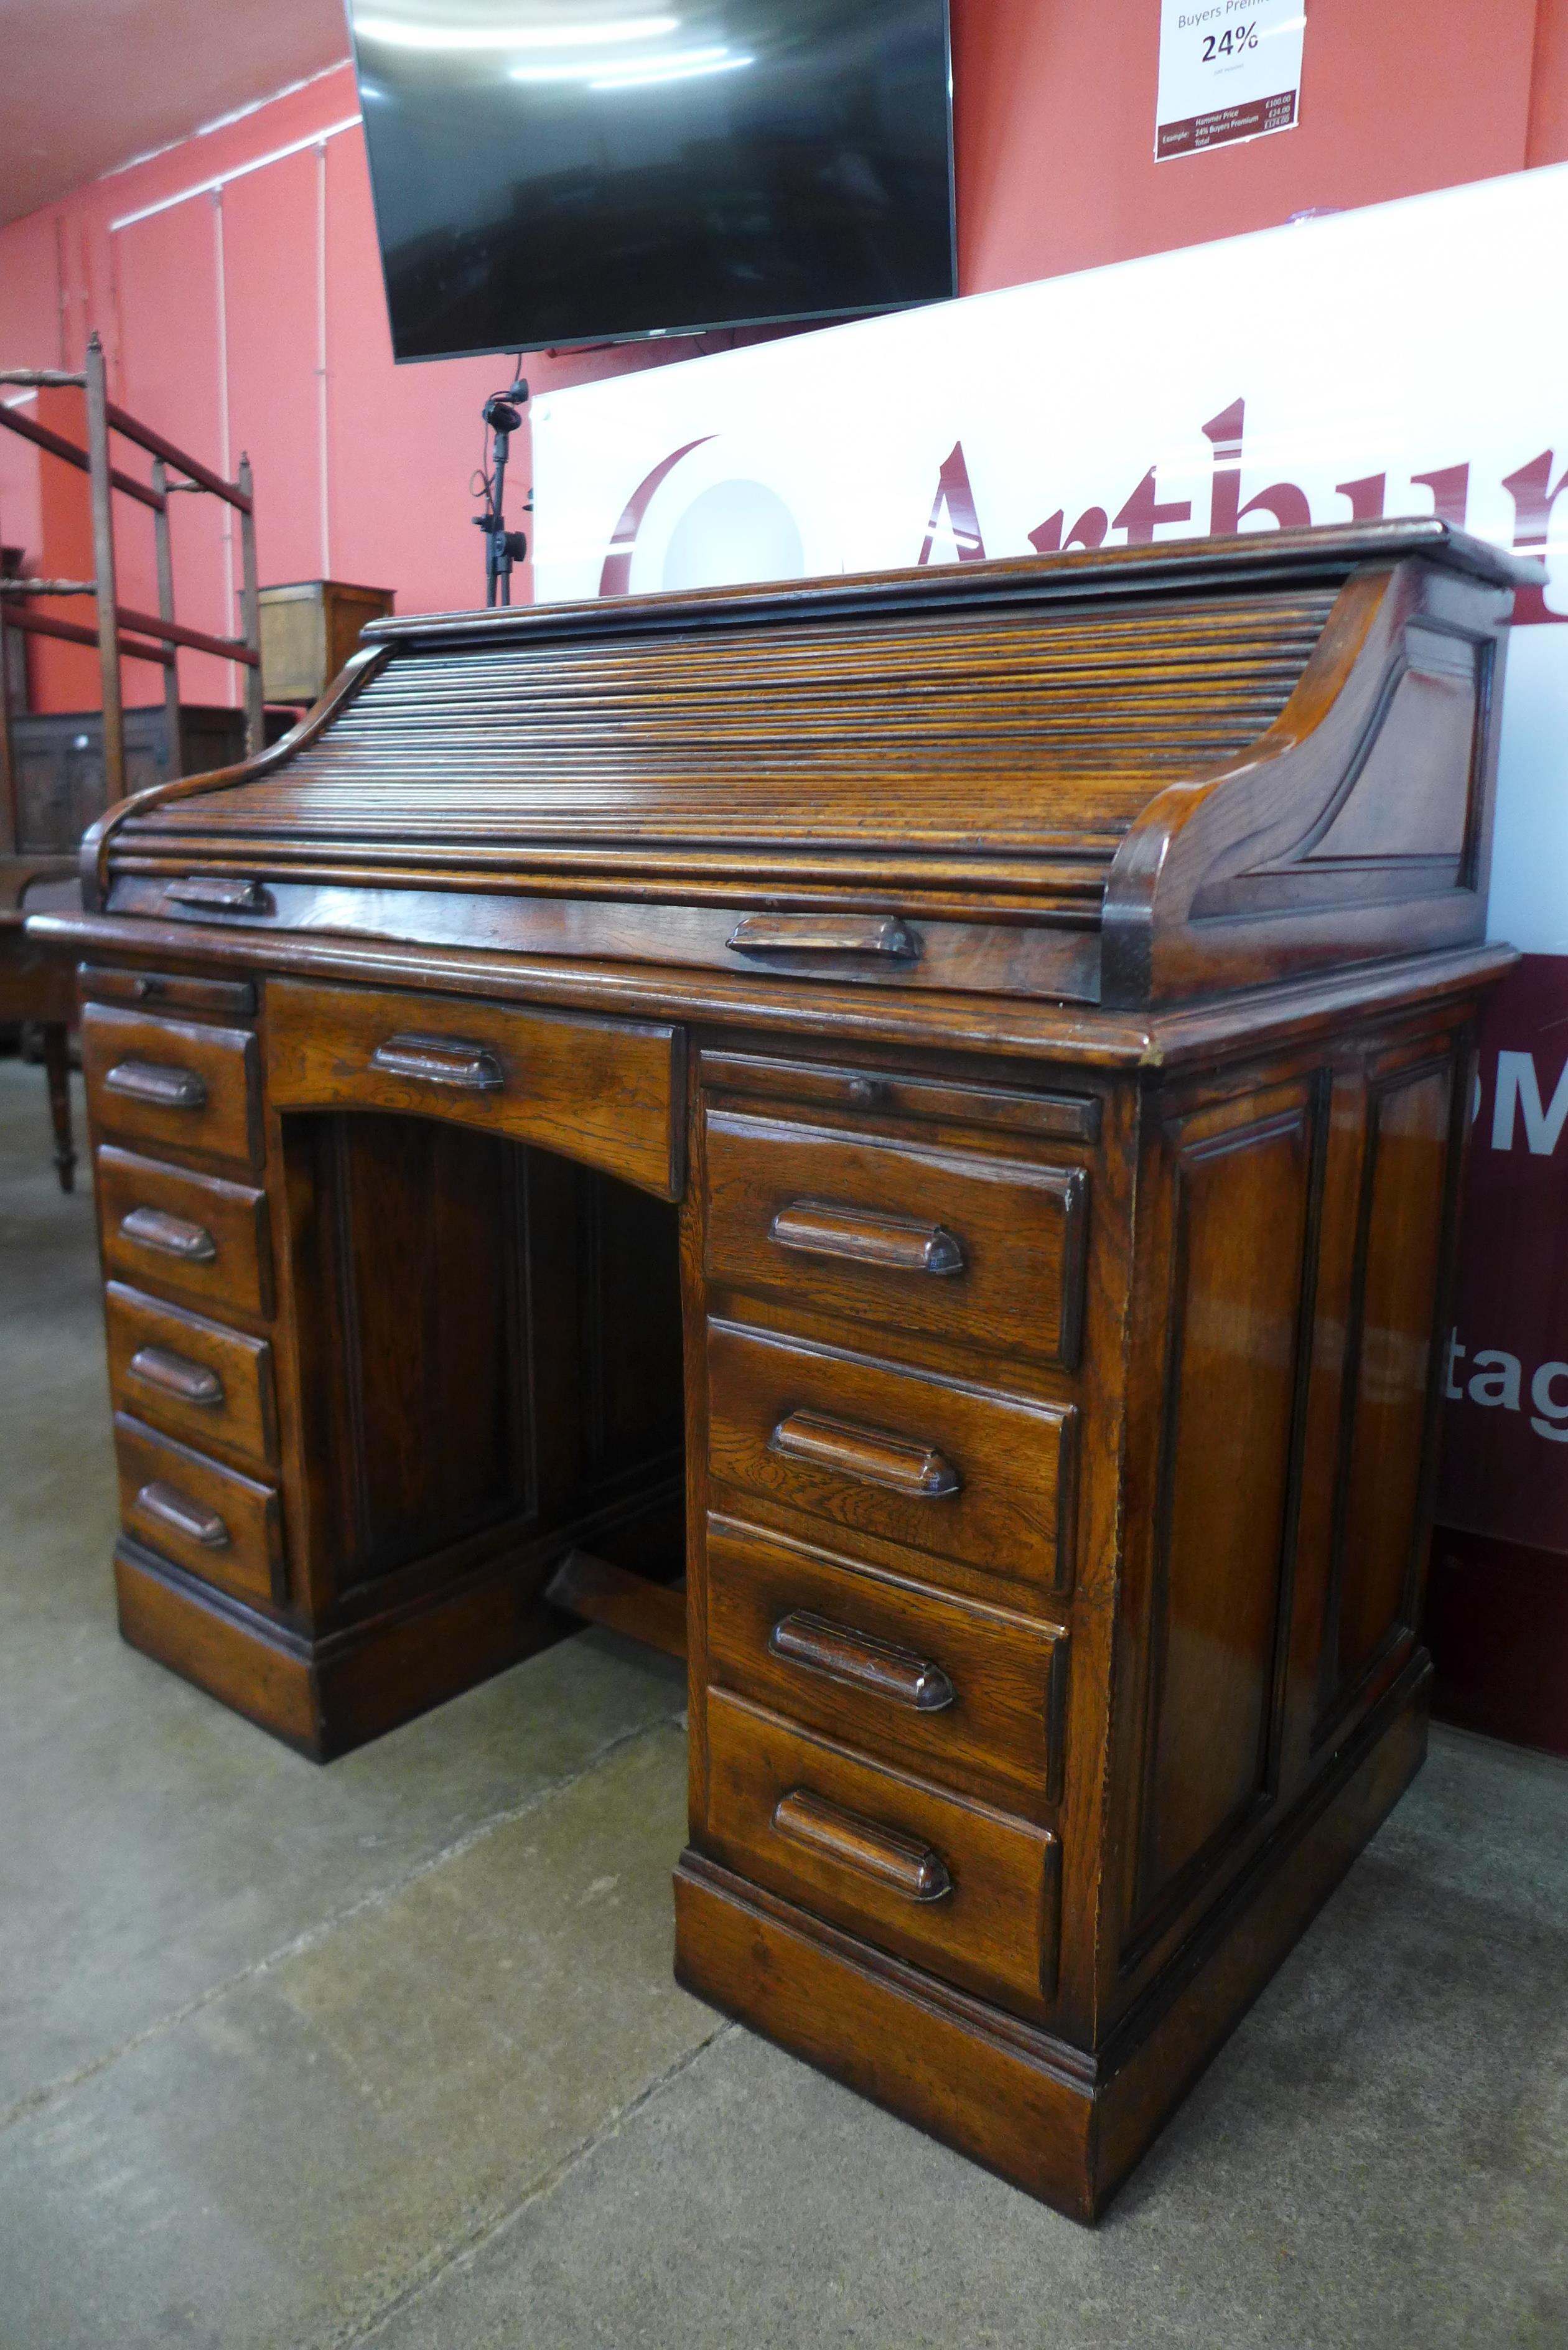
31;520;1530;2220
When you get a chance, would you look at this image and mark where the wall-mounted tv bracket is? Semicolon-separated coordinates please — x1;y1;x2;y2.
474;373;530;608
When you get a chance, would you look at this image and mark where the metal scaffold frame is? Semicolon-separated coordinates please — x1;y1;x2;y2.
0;327;262;851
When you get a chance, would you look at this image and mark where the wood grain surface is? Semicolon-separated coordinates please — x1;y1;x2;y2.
95;1145;273;1321
265;975;684;1199
82;1002;260;1171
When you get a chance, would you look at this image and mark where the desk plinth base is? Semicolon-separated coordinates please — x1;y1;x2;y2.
675;1659;1429;2222
114;1538;566;1761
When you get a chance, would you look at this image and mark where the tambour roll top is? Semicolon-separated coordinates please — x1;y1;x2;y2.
82;518;1533;1008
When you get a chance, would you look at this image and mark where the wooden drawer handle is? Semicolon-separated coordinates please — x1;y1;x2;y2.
770;1408;961;1499
368;1033;504;1092
770;1199;964;1276
134;1480;229;1549
163;875;268;913
772;1787;951;1903
727;913;920;960
770;1609;955;1711
105;1060;207;1110
119;1206;217;1263
128;1345;224;1408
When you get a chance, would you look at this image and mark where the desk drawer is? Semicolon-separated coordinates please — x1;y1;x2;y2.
266;977;684;1200
81;964;256;1019
707;1515;1066;1816
707;1321;1076;1603
105;1283;276;1469
83;1004;259;1172
114;1413;284;1609
704;1107;1086;1369
704;1690;1059;2016
96;1147;272;1320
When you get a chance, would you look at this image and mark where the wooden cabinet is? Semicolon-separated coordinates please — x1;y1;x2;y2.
9;706;284;854
78;966;685;1756
32;519;1528;2222
258;579;395;706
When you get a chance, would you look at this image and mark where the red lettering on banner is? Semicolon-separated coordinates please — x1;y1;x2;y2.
1027;507;1110;553
1112;468;1192;545
1201;396;1312;534
1337;473;1386;520
1064;506;1109;550
1501;449;1568;624
598;437;714;596
1241;479;1312;528
918;441;987;564
996;400;1560;625
1202;398;1247;531
1412;462;1470;527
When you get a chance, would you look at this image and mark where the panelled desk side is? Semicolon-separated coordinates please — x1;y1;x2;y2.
30;523;1528;2221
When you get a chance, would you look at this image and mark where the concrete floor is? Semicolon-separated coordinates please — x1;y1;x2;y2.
1;1053;1566;2349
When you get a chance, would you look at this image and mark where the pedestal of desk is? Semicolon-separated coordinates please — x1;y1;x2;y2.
81;968;684;1759
75;942;1478;2215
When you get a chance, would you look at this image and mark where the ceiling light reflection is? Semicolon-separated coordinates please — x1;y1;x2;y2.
589;51;753;88
508;42;735;82
355;14;679;52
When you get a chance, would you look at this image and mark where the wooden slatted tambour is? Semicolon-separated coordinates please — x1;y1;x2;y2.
237;592;1333;803
83;525;1495;971
32;520;1532;2224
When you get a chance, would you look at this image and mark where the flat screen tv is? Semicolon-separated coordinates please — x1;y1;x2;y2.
346;1;956;362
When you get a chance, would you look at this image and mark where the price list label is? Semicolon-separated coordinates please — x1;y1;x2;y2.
1155;0;1305;161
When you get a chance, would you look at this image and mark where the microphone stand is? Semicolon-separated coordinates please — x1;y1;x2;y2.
475;376;530;607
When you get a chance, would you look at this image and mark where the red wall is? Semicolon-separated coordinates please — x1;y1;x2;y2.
2;2;1567;713
0;65;666;708
954;0;1563;290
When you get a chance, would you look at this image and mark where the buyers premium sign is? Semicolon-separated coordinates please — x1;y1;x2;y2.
1155;0;1307;161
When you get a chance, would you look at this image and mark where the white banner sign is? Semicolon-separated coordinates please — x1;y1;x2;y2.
533;165;1568;954
1155;0;1305;161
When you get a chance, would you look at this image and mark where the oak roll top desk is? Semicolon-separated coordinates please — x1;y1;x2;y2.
32;520;1526;2219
